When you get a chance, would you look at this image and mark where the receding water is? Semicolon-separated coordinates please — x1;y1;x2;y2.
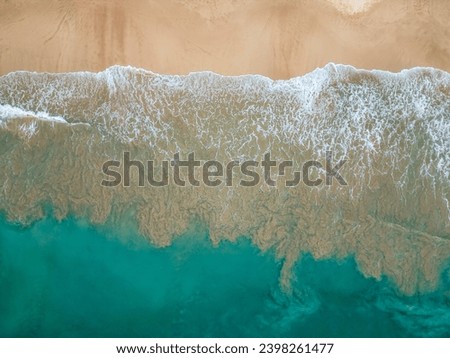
0;216;449;338
1;65;449;337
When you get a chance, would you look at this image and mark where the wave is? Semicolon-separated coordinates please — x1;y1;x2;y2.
0;64;449;295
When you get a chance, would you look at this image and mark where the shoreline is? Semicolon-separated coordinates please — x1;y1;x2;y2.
1;0;449;78
1;62;449;84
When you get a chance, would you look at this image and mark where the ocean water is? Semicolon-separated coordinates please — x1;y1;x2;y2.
0;215;449;338
0;64;449;337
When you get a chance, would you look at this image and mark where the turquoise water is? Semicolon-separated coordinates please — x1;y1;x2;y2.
0;216;449;338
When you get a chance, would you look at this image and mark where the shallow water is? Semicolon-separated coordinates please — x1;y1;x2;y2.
0;64;449;336
0;216;448;338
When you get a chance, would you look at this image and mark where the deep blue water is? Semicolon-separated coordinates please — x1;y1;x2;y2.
0;216;449;337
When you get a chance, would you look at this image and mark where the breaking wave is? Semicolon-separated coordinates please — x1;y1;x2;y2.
0;64;449;295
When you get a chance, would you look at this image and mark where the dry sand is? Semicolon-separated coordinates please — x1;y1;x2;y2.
0;0;449;78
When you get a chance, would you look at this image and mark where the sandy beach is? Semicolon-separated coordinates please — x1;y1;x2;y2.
1;0;450;341
0;0;449;78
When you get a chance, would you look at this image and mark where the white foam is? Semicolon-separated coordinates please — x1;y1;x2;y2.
0;64;449;196
0;104;68;124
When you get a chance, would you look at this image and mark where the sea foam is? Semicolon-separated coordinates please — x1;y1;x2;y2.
0;64;449;294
